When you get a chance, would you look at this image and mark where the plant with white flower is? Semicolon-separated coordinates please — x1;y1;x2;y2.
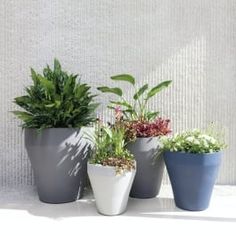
162;128;227;154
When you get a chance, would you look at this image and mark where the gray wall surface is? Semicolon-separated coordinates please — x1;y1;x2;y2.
0;0;235;186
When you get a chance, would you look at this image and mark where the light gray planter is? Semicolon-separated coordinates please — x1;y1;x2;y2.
127;137;164;198
88;163;136;215
25;128;92;204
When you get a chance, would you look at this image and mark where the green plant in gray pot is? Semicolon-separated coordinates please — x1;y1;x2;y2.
97;74;172;198
13;59;98;203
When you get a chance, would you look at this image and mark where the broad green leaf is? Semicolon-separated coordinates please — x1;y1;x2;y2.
123;109;137;116
110;74;135;85
133;84;148;100
146;111;159;121
97;86;122;96
146;80;172;99
12;111;33;122
14;96;31;105
109;100;132;109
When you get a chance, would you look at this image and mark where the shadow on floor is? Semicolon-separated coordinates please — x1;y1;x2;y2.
0;186;236;222
125;197;236;222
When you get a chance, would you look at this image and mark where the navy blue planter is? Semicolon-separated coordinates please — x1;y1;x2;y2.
164;151;222;211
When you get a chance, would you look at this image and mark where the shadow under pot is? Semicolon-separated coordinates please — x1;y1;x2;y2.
164;151;222;211
25;128;91;204
127;137;164;199
88;163;136;216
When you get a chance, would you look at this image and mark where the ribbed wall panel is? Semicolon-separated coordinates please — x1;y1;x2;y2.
0;0;235;186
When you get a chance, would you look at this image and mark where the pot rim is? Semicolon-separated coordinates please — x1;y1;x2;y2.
164;150;222;156
135;136;161;139
24;127;93;130
88;162;136;172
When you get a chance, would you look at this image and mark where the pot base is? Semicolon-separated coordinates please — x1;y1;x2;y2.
39;197;77;204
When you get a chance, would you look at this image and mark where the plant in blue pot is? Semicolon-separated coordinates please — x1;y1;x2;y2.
162;128;227;211
97;74;172;198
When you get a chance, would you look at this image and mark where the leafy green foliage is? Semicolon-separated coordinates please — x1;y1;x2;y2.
87;123;134;169
97;74;172;121
147;80;172;99
13;59;98;130
97;87;122;96
162;128;227;154
133;84;148;100
110;74;135;85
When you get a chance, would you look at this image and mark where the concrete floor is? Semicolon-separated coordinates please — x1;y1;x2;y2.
0;185;236;236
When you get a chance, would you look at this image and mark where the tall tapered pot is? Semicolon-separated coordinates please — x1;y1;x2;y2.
127;137;164;198
25;128;91;203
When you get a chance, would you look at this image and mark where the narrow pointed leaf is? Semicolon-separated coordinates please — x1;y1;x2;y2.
12;111;33;122
97;86;122;96
133;84;148;100
31;68;39;85
54;58;61;73
110;74;135;85
109;101;132;109
146;111;159;121
147;80;172;99
103;127;113;138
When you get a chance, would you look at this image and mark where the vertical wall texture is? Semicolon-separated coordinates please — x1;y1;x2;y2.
0;0;235;186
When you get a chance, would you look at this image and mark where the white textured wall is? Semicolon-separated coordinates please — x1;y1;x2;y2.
0;0;236;186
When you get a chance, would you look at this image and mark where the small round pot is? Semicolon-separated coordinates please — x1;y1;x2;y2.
127;137;164;199
88;163;136;216
164;151;222;211
25;128;92;204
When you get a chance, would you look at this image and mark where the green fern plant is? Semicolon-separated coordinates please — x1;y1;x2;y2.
13;59;99;130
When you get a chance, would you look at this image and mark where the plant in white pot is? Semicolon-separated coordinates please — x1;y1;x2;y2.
97;74;172;198
162;128;227;211
13;59;98;203
87;122;136;215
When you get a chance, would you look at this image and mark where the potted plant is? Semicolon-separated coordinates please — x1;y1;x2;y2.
97;74;172;198
162;128;227;211
13;59;98;203
87;122;136;215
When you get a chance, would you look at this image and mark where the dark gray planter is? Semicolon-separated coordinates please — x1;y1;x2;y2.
127;137;164;198
25;128;92;204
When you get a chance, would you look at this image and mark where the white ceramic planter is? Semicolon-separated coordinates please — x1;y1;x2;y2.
88;163;136;216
